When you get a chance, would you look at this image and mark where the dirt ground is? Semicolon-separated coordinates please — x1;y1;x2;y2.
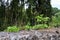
38;28;60;33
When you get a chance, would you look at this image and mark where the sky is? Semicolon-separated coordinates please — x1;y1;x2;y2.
51;0;60;9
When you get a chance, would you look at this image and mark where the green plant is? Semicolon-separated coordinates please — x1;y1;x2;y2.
24;24;48;30
36;14;49;24
24;25;32;30
32;24;48;30
6;26;20;32
50;15;60;27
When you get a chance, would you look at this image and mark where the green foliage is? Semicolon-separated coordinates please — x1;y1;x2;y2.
24;25;32;30
52;7;60;16
0;0;52;31
23;14;49;30
6;26;20;32
33;24;48;30
51;12;60;27
24;24;48;30
36;14;49;24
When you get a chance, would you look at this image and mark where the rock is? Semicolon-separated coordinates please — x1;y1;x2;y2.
0;30;60;40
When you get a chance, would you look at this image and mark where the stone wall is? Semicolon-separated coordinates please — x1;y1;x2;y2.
0;30;60;40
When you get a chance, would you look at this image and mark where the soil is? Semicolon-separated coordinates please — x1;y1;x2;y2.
38;27;60;33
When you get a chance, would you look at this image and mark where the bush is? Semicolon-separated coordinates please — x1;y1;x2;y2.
24;25;32;30
24;14;49;30
32;24;48;30
6;26;20;32
24;24;48;30
50;16;60;27
36;14;49;24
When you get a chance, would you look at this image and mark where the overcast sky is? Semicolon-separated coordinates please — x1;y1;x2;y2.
51;0;60;9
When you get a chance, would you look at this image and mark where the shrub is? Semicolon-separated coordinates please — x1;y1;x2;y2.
24;25;32;30
24;24;48;30
50;16;60;27
24;14;49;30
6;26;20;32
35;14;49;24
32;24;48;30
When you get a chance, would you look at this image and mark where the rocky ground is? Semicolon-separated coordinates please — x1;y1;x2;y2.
0;28;60;40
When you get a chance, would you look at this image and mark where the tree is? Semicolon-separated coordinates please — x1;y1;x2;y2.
52;7;60;16
0;0;5;31
10;0;19;26
0;0;52;31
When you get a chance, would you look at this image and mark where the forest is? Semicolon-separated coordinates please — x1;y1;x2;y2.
0;0;60;32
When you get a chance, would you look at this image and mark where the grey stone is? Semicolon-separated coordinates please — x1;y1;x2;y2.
0;30;60;40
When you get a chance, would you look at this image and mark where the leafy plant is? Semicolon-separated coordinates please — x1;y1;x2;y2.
24;24;48;30
6;26;20;32
32;14;49;29
36;14;49;24
32;24;48;30
24;25;32;30
51;15;60;27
